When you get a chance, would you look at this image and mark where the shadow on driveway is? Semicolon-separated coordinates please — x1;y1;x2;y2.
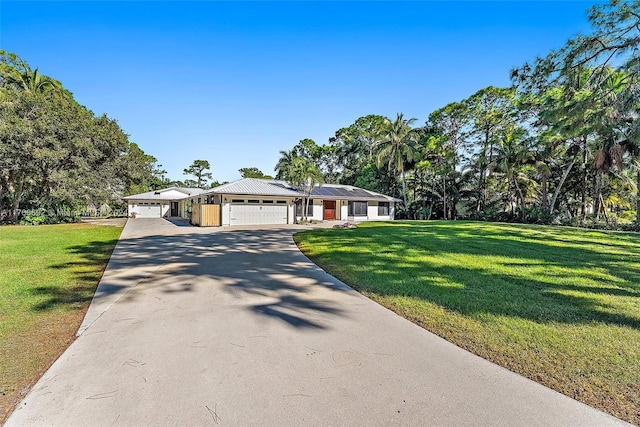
54;224;349;332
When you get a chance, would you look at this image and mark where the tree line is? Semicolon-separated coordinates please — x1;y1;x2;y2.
0;52;229;224
0;50;167;223
0;48;273;225
3;1;638;228
274;1;640;229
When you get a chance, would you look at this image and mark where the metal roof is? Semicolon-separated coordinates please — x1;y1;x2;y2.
179;188;208;195
126;180;400;203
207;178;301;197
122;187;208;201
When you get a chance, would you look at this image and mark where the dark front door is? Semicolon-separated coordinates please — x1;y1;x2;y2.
170;202;179;217
324;200;336;220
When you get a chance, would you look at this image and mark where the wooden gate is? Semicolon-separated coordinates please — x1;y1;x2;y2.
191;204;221;227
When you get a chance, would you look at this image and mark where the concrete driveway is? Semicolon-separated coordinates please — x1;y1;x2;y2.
6;219;628;426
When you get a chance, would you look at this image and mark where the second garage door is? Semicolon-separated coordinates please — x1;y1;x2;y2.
229;204;288;225
136;204;162;218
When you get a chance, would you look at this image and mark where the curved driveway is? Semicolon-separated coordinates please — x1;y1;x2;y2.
6;219;628;426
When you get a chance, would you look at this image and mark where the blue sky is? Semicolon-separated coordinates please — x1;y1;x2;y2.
1;1;596;183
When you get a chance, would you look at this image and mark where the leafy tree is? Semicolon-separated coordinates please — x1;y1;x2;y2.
292;138;322;160
330;115;388;183
120;143;165;195
512;1;640;224
352;164;399;197
415;132;458;219
183;159;212;188
239;167;272;179
427;102;471;173
465;86;519;212
316;144;340;184
426;103;474;219
0;50;153;223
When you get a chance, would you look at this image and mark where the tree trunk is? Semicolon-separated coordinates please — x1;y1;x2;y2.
302;197;306;221
549;160;575;215
637;170;640;223
483;129;492;211
452;195;457;220
451;164;457;220
0;179;5;219
599;193;609;224
442;176;447;220
476;165;484;213
513;176;526;222
580;137;588;225
541;172;548;213
400;165;408;213
304;195;310;221
594;172;603;220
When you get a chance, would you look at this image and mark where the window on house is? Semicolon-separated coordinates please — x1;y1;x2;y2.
378;202;390;216
231;199;244;203
276;200;287;204
262;200;274;204
348;201;368;216
247;199;260;204
295;200;313;216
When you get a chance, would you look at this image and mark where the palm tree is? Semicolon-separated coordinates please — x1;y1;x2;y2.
494;125;532;221
288;156;323;222
11;68;61;93
274;149;295;180
0;50;62;94
376;113;419;211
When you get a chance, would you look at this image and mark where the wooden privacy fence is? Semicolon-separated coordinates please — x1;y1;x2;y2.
191;204;221;227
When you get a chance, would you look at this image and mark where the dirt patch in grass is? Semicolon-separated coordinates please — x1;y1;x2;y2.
80;217;127;227
0;309;86;422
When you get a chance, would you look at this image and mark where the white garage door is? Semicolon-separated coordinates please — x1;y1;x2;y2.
136;204;162;218
230;204;288;225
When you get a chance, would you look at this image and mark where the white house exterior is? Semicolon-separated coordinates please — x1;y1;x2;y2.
294;183;397;223
122;187;207;219
123;179;398;226
205;179;300;226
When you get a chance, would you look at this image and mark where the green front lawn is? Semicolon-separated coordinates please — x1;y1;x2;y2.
0;223;122;423
295;221;640;425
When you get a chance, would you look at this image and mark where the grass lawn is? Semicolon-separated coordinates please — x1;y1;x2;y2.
295;221;640;425
0;223;122;423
